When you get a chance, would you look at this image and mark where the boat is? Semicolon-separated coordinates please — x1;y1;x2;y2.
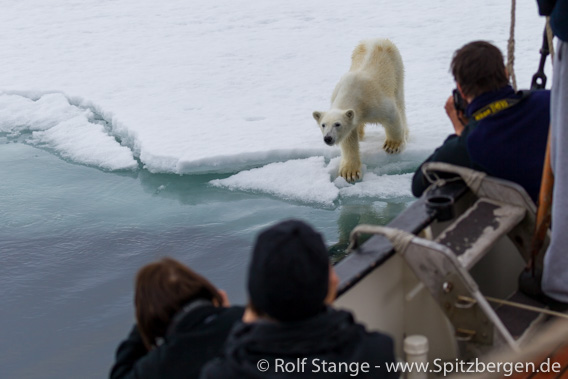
333;162;568;377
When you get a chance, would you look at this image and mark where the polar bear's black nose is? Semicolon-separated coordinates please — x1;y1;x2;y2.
324;136;333;145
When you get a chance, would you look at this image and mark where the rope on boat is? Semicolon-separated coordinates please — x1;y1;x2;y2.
421;162;487;194
546;16;555;60
348;224;413;253
507;0;517;90
485;295;568;320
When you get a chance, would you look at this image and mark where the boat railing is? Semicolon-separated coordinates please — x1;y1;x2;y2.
335;163;549;357
336;162;540;296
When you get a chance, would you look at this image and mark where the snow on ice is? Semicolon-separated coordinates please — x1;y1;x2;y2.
0;0;550;204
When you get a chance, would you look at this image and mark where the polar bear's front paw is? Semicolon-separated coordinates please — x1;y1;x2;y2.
339;163;362;183
383;139;403;154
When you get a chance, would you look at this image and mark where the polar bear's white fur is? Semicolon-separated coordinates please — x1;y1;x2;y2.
313;38;408;182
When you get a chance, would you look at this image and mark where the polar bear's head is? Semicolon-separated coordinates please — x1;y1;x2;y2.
312;109;355;146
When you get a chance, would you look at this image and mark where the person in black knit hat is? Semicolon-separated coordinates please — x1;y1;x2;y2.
247;218;331;322
201;219;398;379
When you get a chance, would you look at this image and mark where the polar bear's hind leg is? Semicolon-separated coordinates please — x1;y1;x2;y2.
379;99;407;154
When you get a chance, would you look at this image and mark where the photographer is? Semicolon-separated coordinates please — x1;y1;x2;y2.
110;257;244;379
411;41;550;204
200;220;397;379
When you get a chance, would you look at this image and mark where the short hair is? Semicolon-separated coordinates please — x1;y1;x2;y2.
450;41;508;98
134;257;223;349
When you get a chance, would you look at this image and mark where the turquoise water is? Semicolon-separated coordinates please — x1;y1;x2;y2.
0;141;413;378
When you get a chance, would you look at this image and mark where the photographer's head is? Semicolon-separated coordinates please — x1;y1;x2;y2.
135;257;226;349
247;219;337;323
451;41;508;99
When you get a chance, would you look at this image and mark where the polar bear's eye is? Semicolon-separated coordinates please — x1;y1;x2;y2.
321;124;326;128
334;123;341;128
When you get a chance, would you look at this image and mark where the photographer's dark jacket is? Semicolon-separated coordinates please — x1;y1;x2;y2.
199;308;398;379
412;86;550;203
110;304;244;379
537;0;568;41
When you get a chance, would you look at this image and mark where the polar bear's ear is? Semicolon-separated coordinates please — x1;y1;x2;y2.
313;111;322;122
345;110;355;120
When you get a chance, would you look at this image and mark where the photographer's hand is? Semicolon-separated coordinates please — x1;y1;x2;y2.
445;96;466;136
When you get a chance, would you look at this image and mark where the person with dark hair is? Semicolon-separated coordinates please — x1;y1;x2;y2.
536;0;568;307
200;219;397;379
110;257;244;379
411;41;550;203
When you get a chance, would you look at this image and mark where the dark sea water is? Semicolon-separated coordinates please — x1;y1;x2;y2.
0;141;412;379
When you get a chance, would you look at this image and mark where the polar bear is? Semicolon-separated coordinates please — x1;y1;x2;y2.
313;38;408;182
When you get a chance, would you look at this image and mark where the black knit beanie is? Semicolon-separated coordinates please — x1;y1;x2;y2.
247;219;329;322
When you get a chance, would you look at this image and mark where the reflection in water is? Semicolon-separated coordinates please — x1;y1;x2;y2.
329;201;411;263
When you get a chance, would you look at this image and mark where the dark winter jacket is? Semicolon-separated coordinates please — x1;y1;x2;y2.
200;307;398;379
537;0;568;42
110;303;245;379
412;86;550;203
